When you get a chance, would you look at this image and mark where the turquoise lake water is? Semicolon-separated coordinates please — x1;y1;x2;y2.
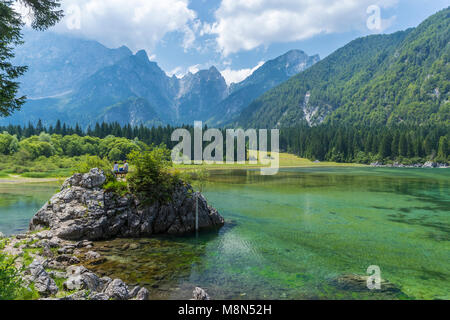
0;168;449;299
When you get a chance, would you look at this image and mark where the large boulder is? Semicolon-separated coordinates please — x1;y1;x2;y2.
29;169;224;241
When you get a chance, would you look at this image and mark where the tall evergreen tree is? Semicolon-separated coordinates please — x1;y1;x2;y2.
0;0;63;116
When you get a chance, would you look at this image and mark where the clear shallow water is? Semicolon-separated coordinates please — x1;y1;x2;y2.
0;183;58;236
1;168;449;300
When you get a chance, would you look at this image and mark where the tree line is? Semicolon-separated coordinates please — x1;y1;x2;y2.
1;121;448;164
280;124;449;164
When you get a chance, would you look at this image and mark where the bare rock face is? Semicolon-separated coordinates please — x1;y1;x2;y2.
29;169;224;241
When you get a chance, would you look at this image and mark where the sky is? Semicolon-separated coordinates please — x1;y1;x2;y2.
21;0;450;85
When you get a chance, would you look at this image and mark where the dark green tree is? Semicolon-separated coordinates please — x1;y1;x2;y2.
0;0;63;116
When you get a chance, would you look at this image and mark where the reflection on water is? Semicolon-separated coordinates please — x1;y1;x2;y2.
1;168;449;300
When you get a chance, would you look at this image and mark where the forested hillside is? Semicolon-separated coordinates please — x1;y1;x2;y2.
281;125;449;164
238;7;450;128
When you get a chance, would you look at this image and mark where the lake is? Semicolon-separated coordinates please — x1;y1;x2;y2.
0;168;449;300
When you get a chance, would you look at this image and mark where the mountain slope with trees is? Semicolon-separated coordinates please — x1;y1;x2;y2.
237;7;450;128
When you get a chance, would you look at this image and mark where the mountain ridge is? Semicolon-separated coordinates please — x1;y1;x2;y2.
3;33;319;128
237;7;450;128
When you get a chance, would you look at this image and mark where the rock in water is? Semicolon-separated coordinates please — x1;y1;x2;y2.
331;274;401;294
29;169;224;241
193;287;211;300
422;161;437;168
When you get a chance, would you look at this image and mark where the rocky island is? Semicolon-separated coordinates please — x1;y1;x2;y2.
0;169;223;300
30;168;224;240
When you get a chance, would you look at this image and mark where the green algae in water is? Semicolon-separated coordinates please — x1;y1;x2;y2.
79;168;449;300
0;168;449;300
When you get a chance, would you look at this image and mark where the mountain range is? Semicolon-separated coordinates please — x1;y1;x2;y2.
2;7;449;129
2;31;318;128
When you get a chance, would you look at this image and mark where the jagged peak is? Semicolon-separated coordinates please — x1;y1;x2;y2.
135;49;149;61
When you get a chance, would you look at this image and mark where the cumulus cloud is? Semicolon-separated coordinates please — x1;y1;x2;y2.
221;61;265;85
206;0;398;55
51;0;197;53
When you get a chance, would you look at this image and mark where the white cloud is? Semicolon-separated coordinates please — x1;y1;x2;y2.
167;66;184;78
52;0;197;53
206;0;398;55
188;64;201;74
221;61;265;85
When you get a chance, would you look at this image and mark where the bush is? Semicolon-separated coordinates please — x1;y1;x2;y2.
127;146;182;205
74;155;115;184
103;180;129;197
0;254;22;300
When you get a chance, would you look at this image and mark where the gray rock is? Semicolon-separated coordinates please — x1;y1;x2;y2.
29;169;224;241
89;293;110;300
34;230;54;240
423;161;437;168
27;259;47;278
35;275;59;296
135;287;150;300
76;240;94;248
64;272;100;291
104;279;129;300
57;245;76;255
66;290;89;300
0;232;5;238
27;260;58;297
41;245;54;258
331;274;401;293
64;265;101;291
193;287;211;300
98;277;113;293
66;265;88;276
85;251;101;260
48;271;67;279
47;260;66;270
62;168;106;189
128;286;141;299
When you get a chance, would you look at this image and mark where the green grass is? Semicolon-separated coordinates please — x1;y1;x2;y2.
0;152;366;182
21;169;73;178
174;152;365;171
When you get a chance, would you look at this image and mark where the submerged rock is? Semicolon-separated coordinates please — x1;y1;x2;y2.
29;169;224;241
331;274;402;294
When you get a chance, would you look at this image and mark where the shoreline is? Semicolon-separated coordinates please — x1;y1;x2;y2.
2;163;449;184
